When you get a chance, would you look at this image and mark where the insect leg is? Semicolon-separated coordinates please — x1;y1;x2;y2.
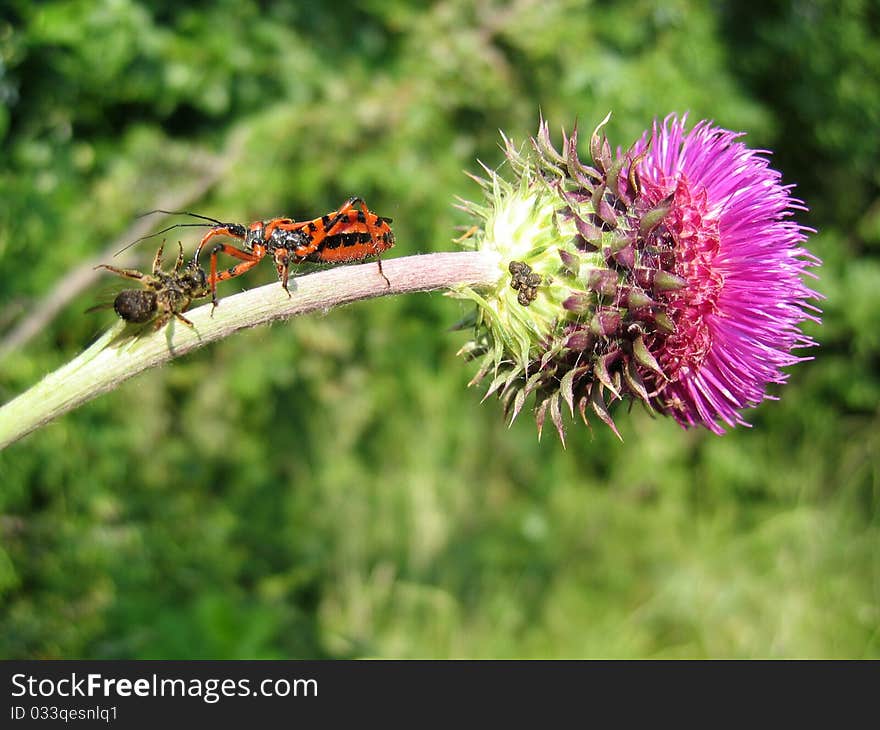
376;256;391;288
273;249;293;297
262;218;296;239
341;196;366;213
314;197;365;243
193;225;247;266
208;243;263;309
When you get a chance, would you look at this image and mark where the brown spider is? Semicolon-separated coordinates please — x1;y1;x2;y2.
95;242;209;329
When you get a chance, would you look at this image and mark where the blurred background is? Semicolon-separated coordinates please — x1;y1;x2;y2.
0;0;877;658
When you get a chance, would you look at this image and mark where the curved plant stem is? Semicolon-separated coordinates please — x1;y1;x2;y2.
0;250;501;451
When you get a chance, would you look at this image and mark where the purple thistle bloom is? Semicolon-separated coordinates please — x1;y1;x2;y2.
633;115;822;433
457;113;821;441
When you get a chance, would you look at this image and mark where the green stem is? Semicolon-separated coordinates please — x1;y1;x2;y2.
0;250;501;450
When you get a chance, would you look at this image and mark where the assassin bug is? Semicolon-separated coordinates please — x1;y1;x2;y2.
195;196;394;307
142;196;395;307
95;241;209;328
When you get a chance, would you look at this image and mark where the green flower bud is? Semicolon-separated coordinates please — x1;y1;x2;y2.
453;114;677;444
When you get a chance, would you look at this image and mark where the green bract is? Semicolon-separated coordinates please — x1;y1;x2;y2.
455;115;678;443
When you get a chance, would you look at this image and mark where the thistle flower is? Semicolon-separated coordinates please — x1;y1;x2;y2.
455;114;820;442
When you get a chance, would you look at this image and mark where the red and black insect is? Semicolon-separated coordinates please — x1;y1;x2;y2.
177;196;395;306
95;242;209;329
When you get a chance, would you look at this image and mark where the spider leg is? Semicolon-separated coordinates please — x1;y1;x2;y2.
172;312;196;328
151;241;167;274
172;242;186;273
95;264;146;282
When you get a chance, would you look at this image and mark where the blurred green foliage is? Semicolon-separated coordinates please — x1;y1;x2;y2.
0;0;877;658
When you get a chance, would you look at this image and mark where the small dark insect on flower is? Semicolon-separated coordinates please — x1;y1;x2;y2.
95;242;209;329
508;260;543;306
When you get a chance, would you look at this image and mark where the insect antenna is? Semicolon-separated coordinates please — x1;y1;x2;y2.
114;223;215;257
137;209;225;225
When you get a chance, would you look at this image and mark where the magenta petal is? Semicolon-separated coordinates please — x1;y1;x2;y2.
633;115;821;433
